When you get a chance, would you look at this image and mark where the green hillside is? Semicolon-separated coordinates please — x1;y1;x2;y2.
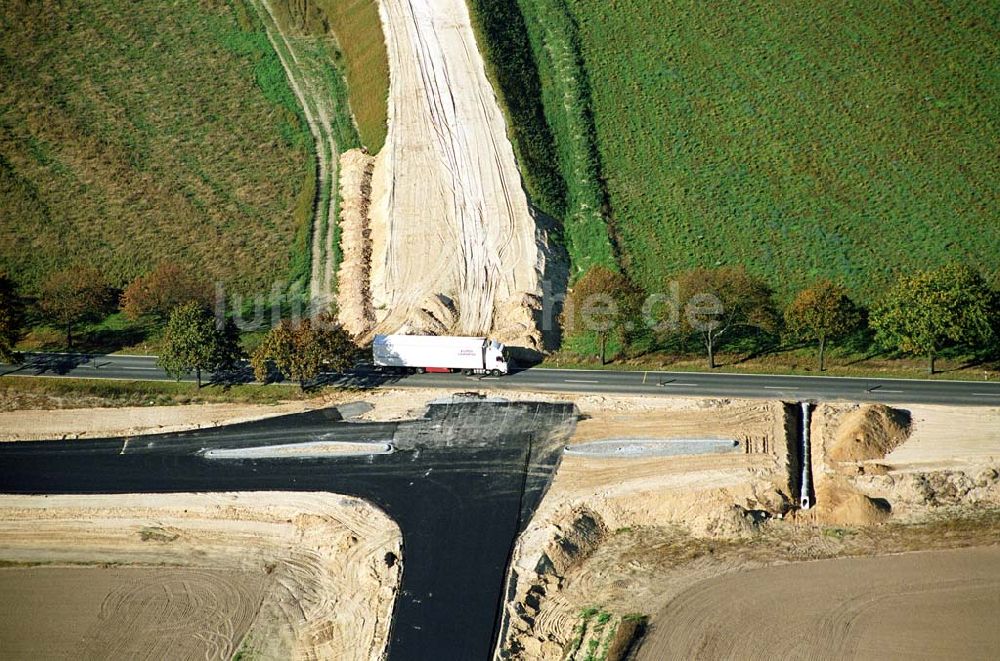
479;0;999;300
0;0;314;295
567;0;999;299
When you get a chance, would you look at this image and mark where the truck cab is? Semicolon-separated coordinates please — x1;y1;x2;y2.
484;340;509;375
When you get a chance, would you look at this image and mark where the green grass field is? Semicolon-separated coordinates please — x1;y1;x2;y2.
321;0;389;152
0;0;319;295
564;0;999;300
268;0;389;152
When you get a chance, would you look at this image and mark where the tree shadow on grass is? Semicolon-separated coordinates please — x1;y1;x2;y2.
80;325;151;354
28;323;152;355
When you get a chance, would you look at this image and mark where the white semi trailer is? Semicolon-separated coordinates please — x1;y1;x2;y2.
372;334;510;375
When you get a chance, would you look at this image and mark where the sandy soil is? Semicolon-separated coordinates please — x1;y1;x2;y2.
638;546;1000;660
500;399;792;657
880;404;1000;471
498;399;1000;659
0;385;569;441
366;0;546;346
0;492;401;660
0;400;319;441
337;148;376;336
809;403;1000;522
0;567;267;660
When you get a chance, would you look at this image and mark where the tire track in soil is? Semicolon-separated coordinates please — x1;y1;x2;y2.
369;0;545;345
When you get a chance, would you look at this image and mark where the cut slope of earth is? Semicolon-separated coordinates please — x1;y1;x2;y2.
367;0;548;346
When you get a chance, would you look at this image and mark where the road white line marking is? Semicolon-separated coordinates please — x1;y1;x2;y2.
565;379;600;384
659;382;698;387
877;389;904;393
972;393;998;397
120;438;129;455
764;386;797;390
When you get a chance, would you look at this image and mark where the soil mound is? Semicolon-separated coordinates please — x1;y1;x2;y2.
829;404;911;463
809;478;891;526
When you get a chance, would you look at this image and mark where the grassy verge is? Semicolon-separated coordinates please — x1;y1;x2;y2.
267;0;387;152
563;0;999;300
465;0;616;277
614;509;1000;570
0;0;314;296
320;0;389;152
0;377;311;412
542;348;1000;381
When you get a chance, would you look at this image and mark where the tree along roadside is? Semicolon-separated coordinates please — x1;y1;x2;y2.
251;313;359;389
872;264;997;374
158;302;242;388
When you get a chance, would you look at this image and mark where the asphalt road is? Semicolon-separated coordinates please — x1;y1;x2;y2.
3;352;998;406
0;401;577;660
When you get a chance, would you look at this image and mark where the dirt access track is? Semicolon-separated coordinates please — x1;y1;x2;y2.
350;0;547;347
0;492;401;660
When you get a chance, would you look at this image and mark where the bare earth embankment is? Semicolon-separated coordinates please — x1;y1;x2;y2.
497;398;1000;659
0;492;401;660
0;401;317;441
350;0;547;346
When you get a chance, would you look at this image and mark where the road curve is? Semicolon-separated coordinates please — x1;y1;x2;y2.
2;353;999;406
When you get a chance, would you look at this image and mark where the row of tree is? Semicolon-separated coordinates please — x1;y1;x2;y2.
0;262;212;356
157;305;358;388
0;263;359;388
4;261;997;378
565;263;999;373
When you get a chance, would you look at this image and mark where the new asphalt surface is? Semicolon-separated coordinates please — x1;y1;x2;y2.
0;400;577;660
2;352;999;406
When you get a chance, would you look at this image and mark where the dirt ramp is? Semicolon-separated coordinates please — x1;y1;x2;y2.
829;404;911;463
367;0;548;347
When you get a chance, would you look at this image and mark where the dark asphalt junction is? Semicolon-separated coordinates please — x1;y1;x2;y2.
0;401;578;660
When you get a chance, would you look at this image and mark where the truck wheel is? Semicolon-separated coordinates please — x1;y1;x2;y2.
490;369;501;377
416;367;426;374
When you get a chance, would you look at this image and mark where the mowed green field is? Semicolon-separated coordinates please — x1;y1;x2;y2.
565;0;999;300
0;0;313;295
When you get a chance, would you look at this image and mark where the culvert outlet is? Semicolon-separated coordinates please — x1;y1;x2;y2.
800;401;814;509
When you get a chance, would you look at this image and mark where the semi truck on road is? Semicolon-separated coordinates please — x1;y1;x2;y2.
372;334;510;375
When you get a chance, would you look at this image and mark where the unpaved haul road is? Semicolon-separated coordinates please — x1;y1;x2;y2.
369;0;544;345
